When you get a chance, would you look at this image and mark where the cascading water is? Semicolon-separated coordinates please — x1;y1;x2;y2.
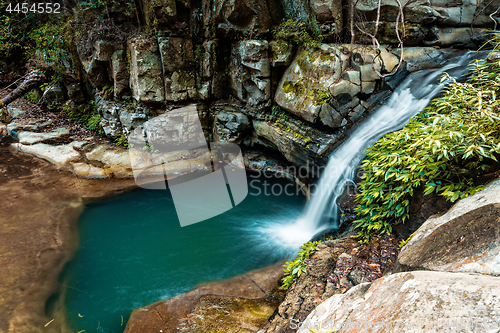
265;51;487;251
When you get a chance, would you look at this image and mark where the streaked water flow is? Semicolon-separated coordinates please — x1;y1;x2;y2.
264;51;486;250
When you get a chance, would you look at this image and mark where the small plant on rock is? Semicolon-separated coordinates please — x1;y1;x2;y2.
282;240;320;289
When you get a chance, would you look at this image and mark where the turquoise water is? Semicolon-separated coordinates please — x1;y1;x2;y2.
61;173;306;333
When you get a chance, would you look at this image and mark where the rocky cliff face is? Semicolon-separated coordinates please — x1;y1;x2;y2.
25;0;496;178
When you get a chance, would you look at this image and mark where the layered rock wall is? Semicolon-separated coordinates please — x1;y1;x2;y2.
58;0;499;176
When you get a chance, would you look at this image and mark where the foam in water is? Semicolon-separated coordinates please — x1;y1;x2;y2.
264;51;485;251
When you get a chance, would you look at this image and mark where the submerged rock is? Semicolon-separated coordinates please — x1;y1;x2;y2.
124;263;285;333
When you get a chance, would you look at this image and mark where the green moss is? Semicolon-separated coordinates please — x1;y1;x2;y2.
272;18;323;50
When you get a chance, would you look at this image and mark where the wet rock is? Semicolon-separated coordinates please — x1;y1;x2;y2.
384;63;410;90
391;47;463;72
128;37;165;103
243;150;311;199
213;111;251;144
331;96;360;117
158;37;197;101
298;271;500;332
124;263;285;333
396;177;500;276
363;91;391;112
348;101;368;122
229;40;271;107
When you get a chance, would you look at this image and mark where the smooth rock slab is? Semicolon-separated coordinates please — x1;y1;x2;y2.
17;127;70;145
298;271;500;333
396;178;500;276
11;141;86;167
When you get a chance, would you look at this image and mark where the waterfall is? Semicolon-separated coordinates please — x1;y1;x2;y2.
264;51;486;251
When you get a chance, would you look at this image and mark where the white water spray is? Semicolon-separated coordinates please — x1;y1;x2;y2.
265;51;485;251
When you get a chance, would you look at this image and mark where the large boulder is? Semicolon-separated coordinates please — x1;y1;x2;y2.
158;37;197;102
396;178;500;276
128;37;165;103
297;271;500;332
229;40;271;107
274;45;346;123
275;44;389;124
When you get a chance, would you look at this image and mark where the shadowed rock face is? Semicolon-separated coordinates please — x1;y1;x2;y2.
396;178;500;276
123;262;286;333
297;271;500;333
0;144;136;333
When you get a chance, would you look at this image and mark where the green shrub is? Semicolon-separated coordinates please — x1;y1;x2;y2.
24;90;40;104
354;58;500;243
282;240;320;289
115;135;129;148
64;102;104;134
87;114;103;134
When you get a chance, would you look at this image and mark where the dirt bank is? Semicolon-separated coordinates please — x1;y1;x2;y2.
0;143;136;333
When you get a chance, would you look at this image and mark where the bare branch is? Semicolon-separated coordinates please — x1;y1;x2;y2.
490;6;500;30
354;0;414;79
471;0;494;38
